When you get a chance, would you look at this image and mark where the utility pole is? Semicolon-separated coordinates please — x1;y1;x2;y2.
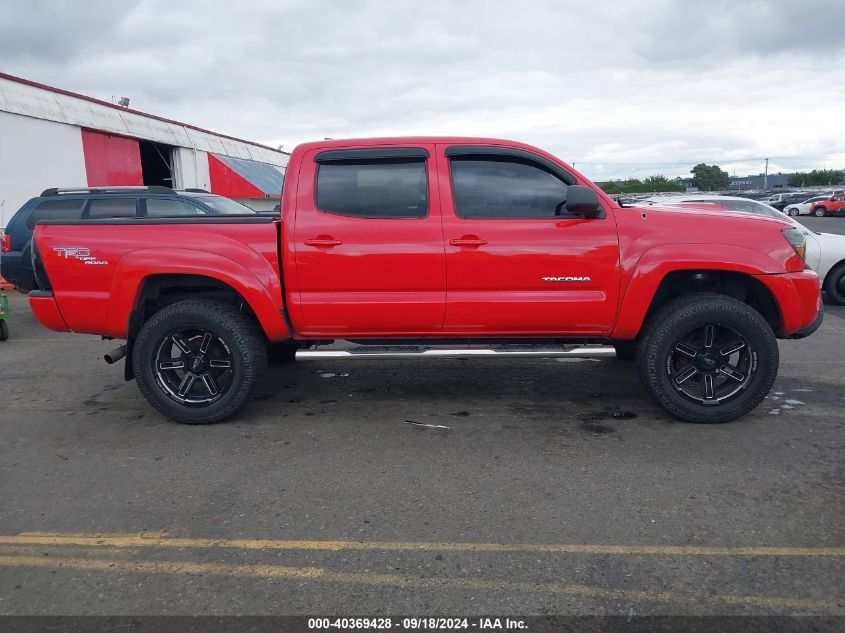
763;158;769;190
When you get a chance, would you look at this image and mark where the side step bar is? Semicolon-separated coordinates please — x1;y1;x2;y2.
295;345;617;360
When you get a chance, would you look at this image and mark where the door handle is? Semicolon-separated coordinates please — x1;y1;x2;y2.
449;236;488;247
304;237;343;248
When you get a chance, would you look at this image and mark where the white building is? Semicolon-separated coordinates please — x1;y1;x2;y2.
0;72;289;226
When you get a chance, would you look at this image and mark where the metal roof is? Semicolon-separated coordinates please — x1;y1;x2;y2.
0;72;288;167
211;153;285;196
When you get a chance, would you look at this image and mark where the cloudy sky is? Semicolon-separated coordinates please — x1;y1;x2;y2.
2;0;844;180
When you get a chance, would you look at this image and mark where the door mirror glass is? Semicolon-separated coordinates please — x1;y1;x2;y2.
564;185;601;217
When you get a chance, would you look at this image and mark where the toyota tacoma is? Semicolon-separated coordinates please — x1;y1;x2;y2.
28;137;823;424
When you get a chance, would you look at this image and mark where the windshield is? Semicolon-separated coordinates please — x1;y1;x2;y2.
697;198;783;219
191;195;256;215
676;197;812;233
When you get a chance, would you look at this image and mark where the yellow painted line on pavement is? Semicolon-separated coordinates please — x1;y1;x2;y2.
0;553;833;612
3;532;844;557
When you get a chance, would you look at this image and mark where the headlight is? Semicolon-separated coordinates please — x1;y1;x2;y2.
782;228;806;262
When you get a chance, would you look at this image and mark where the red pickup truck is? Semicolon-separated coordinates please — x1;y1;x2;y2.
29;137;822;425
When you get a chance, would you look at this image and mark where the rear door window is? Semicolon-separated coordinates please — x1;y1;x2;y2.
25;199;85;229
316;159;428;219
85;199;139;219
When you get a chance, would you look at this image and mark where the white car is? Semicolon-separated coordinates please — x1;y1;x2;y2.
643;194;845;305
783;195;830;217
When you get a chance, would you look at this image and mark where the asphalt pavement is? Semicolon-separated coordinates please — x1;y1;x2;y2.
0;228;843;619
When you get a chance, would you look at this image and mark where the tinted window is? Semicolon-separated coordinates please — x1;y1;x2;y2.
87;199;138;219
145;198;204;217
316;159;427;218
26;199;85;229
450;157;569;219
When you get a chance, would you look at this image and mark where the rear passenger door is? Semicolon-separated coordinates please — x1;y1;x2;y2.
292;145;446;335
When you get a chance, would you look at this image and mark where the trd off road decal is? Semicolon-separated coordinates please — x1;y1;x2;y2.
52;247;108;265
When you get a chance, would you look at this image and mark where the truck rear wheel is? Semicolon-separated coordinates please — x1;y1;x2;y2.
132;299;267;424
636;293;778;423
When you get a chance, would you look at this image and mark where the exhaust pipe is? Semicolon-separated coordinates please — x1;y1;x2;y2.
104;345;127;365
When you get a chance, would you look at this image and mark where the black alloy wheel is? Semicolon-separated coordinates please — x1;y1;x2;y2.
154;328;234;405
667;323;754;405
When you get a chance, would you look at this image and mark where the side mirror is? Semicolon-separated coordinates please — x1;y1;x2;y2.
564;185;602;218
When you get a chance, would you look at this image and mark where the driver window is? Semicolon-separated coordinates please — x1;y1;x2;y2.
450;156;569;219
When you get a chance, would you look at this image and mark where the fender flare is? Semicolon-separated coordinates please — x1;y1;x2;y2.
611;244;784;340
104;248;290;341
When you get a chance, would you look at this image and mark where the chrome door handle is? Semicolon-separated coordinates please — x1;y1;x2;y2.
449;237;488;247
304;238;343;248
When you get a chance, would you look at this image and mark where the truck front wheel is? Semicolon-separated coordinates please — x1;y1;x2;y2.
133;299;267;424
636;294;778;423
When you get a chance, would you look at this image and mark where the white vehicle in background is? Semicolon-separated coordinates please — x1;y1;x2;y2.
783;195;830;217
643;194;845;305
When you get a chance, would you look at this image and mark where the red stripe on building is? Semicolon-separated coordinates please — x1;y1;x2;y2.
81;129;143;186
208;153;266;198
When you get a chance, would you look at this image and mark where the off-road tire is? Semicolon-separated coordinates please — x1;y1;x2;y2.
635;293;778;423
133;300;267;424
823;261;845;306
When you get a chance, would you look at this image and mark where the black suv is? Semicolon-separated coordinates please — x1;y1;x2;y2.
1;187;256;291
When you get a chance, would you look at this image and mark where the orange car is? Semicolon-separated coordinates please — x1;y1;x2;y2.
809;191;845;217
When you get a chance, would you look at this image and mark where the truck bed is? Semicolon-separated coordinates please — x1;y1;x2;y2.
32;216;286;340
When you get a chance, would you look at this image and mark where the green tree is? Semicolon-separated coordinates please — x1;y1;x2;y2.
601;181;623;194
690;163;730;191
642;175;685;192
787;169;844;187
599;175;684;195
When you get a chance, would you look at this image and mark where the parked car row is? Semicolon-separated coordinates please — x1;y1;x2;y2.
765;190;845;216
1;187;256;291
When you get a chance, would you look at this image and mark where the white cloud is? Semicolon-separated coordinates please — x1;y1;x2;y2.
2;0;844;180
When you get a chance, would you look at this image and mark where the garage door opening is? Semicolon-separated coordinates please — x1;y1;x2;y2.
139;140;174;187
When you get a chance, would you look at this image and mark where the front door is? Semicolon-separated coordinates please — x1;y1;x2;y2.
292;145;446;335
437;145;620;335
